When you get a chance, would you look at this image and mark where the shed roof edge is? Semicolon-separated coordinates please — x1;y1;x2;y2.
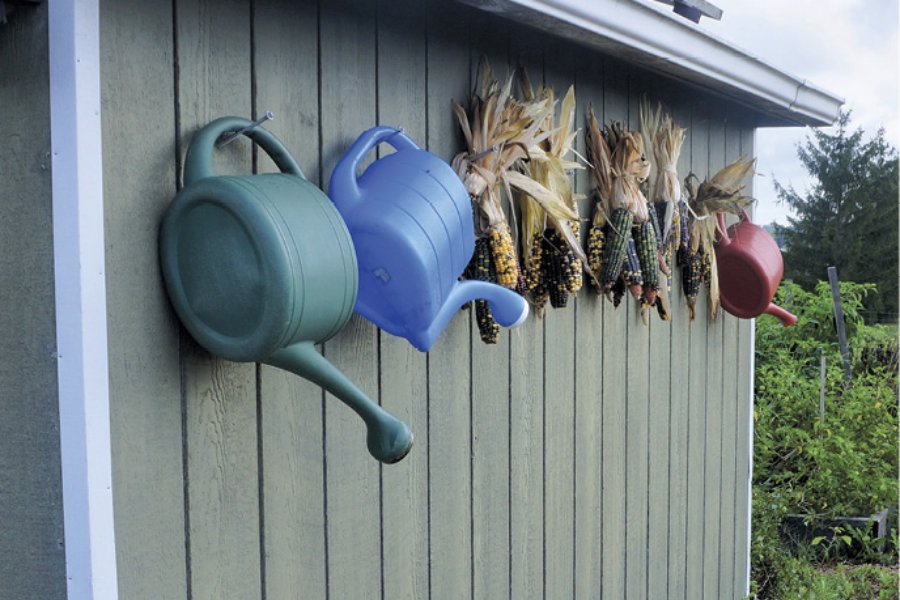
459;0;845;127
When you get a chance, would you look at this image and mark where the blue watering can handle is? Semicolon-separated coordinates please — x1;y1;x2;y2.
329;126;420;203
344;126;420;170
183;116;306;187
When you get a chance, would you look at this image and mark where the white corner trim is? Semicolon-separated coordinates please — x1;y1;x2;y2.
745;317;756;597
49;1;119;599
460;0;844;126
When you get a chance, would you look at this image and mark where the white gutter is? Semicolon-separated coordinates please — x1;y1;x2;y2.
460;0;843;126
49;0;119;598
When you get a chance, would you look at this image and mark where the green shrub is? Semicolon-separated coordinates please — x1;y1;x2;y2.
751;280;899;598
754;281;898;516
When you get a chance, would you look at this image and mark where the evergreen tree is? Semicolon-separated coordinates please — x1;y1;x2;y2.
774;111;898;322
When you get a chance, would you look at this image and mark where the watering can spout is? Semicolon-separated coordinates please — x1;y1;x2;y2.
408;280;528;351
764;303;798;327
266;342;413;463
451;280;530;328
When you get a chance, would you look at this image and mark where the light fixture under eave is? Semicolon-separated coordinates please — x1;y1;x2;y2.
653;0;723;23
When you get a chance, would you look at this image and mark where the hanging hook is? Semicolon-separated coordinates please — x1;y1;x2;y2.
216;111;275;149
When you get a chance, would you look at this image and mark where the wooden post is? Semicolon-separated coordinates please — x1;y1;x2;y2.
827;266;852;383
819;351;826;425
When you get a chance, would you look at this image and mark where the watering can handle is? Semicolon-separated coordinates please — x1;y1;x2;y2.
716;212;730;245
183;116;306;187
329;126;420;205
715;209;753;246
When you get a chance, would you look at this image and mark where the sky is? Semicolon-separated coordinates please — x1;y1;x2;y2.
686;0;899;225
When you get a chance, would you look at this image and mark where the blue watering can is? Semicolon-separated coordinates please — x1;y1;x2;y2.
329;126;529;351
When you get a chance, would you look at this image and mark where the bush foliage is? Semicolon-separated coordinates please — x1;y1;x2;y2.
750;280;899;598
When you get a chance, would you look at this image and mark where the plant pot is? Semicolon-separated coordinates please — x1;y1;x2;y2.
781;507;891;553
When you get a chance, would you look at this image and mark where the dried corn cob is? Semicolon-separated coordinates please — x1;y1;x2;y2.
611;276;626;308
525;233;544;292
682;247;704;320
544;233;569;309
489;225;518;289
475;300;500;344
676;201;691;267
563;221;583;294
587;224;605;292
587;212;606;291
656;286;672;320
699;243;711;282
532;284;549;315
649;201;669;276
634;219;659;305
515;261;528;296
667;200;681;265
622;234;644;299
468;237;501;343
601;207;633;289
650;202;665;246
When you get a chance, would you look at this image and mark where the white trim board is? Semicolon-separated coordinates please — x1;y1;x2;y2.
745;318;756;596
49;0;119;598
459;0;844;126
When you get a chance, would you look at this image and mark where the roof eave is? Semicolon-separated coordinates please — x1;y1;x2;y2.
459;0;844;127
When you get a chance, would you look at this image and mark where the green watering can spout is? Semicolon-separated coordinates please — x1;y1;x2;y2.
266;342;413;464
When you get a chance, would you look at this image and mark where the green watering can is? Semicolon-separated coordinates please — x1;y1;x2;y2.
159;117;413;463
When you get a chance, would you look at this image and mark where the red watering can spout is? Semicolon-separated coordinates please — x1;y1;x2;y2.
764;302;798;327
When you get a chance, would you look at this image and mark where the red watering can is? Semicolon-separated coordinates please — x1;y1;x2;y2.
714;209;797;326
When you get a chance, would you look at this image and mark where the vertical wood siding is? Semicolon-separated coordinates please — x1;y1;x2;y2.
0;4;67;598
99;0;756;597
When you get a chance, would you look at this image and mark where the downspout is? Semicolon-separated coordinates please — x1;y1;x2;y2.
48;0;119;598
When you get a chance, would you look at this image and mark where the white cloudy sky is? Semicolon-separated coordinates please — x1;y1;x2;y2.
689;0;899;225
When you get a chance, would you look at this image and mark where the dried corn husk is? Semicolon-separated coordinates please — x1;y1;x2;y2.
451;58;557;238
693;158;756;219
652;115;686;242
585;105;614;295
586;105;613;224
515;83;584;255
608;122;651;223
640;101;662;204
513;78;590;312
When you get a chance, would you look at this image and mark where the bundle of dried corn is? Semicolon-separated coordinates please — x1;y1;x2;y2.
452;58;577;341
516;79;585;314
586;113;655;310
585;106;614;296
680;158;756;320
641;102;687;321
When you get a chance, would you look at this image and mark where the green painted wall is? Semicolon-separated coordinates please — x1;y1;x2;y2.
99;0;756;598
0;3;67;599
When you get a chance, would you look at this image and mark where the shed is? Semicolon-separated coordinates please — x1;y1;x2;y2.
1;0;842;598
